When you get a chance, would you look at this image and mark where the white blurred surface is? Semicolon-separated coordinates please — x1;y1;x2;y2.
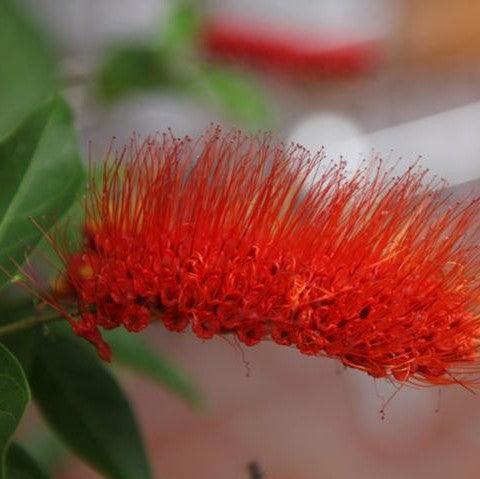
365;102;480;185
81;93;217;158
210;0;397;41
21;0;168;54
289;103;480;186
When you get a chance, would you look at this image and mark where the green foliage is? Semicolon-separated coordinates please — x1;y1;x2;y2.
157;1;202;52
105;328;202;407
0;0;56;139
96;1;270;128
0;97;85;290
98;2;204;103
23;424;70;475
188;67;270;130
23;428;67;477
0;343;30;479
97;46;177;103
30;325;152;479
0;299;42;374
0;298;36;327
6;443;48;479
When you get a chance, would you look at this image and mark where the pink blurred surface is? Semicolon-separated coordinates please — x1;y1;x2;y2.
55;325;480;479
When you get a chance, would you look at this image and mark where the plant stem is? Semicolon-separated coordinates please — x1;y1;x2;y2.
0;313;61;337
247;462;263;479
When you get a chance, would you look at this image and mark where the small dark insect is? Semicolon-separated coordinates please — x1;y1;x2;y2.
248;461;264;479
359;305;371;319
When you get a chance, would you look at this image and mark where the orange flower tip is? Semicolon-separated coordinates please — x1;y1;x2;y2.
37;128;480;387
78;264;94;280
51;275;72;298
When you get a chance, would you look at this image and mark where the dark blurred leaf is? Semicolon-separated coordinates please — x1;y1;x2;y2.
0;96;85;290
188;67;270;129
0;343;30;479
0;0;56;138
0;299;42;373
96;46;177;103
6;443;48;479
31;325;152;479
105;328;202;408
0;298;37;327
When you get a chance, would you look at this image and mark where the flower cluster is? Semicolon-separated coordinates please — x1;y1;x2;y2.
48;129;480;386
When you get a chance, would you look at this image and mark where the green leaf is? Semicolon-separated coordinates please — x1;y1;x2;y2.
156;1;202;52
0;96;85;290
0;298;37;327
105;329;202;408
33;193;85;274
30;325;152;479
23;427;67;476
0;299;41;373
95;2;203;103
0;343;30;479
96;46;177;103
188;67;271;129
6;443;48;479
0;0;56;138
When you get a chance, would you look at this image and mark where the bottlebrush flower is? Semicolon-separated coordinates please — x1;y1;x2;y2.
44;128;480;387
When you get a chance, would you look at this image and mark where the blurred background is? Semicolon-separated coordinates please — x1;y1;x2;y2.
5;0;480;477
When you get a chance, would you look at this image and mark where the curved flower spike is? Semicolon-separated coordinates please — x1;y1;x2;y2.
45;128;480;387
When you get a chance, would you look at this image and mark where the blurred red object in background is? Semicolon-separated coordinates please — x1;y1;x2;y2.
202;15;382;77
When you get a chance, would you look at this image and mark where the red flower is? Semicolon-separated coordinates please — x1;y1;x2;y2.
48;129;480;386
